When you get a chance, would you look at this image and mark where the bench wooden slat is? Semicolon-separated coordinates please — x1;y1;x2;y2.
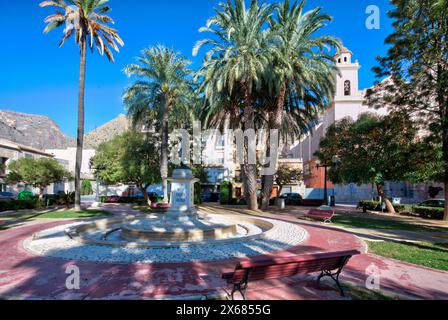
238;250;359;269
224;251;360;284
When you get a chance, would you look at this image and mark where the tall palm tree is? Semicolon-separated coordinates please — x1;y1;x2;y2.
123;46;193;202
40;0;124;211
194;0;273;210
259;0;340;209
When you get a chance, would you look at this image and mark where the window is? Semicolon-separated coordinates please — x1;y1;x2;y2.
344;57;347;62
338;58;341;63
344;80;351;96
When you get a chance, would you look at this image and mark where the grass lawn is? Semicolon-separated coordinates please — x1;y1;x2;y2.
333;215;444;233
0;210;112;220
343;284;399;300
367;241;448;272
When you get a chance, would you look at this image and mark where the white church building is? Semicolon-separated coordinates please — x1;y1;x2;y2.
288;46;436;204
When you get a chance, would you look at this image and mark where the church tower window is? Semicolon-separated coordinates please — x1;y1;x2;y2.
344;80;351;96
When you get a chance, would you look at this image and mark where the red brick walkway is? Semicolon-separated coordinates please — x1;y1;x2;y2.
0;213;447;300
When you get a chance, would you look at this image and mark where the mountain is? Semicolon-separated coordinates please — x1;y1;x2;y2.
84;114;130;149
0;110;75;150
0;110;130;150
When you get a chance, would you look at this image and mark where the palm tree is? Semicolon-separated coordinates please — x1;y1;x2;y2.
123;46;193;202
259;0;340;209
194;0;274;210
40;0;124;211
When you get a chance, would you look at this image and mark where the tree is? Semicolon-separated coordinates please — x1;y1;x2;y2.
92;131;161;206
123;46;193;203
194;0;273;210
260;0;340;209
6;157;72;199
315;113;418;214
365;0;448;220
119;132;161;206
40;0;124;211
275;164;303;196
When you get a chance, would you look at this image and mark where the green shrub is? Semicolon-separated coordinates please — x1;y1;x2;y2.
81;180;93;196
220;181;232;205
17;190;34;200
194;182;202;205
412;206;444;220
358;200;405;213
0;199;40;212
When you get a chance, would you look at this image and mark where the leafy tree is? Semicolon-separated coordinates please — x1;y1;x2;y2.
194;0;273;210
315;113;418;214
119;132;161;205
365;0;448;220
41;0;124;211
191;165;210;184
123;46;194;203
275;164;303;196
6;157;72;199
92;131;161;206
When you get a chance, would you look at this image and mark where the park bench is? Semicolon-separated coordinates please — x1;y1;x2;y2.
222;250;360;300
305;207;335;223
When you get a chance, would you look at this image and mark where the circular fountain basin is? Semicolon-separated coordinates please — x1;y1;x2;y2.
62;214;275;249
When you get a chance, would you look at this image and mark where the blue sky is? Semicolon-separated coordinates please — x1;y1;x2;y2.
0;0;393;137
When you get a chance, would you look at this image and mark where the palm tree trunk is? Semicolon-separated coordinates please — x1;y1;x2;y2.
74;40;87;212
241;81;258;211
261;82;286;210
160;100;169;203
442;105;448;221
376;184;396;214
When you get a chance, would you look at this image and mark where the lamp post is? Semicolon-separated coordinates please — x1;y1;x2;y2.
316;160;331;205
316;156;339;206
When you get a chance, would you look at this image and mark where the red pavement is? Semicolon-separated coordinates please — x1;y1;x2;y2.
0;215;447;300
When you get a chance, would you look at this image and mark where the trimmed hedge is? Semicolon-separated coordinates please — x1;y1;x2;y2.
413;206;444;220
194;182;202;205
358;200;405;213
0;199;43;212
220;182;233;205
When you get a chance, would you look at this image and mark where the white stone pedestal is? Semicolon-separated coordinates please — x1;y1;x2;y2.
166;168;199;221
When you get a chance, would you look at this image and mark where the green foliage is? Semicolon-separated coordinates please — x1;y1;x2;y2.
0;200;37;212
40;0;124;62
192;165;209;184
317;113;418;187
81;180;93;196
275;164;303;193
194;182;202;205
92;131;161;194
358;200;405;213
220;181;233;205
6;158;72;197
17;190;34;200
57;191;75;209
413;206;445;220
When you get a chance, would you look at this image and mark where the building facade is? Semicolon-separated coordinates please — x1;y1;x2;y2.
0;138;59;194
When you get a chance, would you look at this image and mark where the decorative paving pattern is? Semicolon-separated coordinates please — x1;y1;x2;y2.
23;216;308;263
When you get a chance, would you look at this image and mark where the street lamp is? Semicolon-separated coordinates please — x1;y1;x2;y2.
316;156;339;206
316;160;331;205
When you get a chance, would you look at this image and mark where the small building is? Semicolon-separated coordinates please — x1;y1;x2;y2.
0;138;56;194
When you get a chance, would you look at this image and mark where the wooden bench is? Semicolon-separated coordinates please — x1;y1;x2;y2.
222;250;360;300
305;208;335;223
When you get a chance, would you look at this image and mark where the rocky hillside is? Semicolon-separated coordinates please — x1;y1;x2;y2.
0;110;75;150
84;114;130;149
0;110;130;150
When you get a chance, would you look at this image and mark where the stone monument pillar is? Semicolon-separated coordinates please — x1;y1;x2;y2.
166;166;199;221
